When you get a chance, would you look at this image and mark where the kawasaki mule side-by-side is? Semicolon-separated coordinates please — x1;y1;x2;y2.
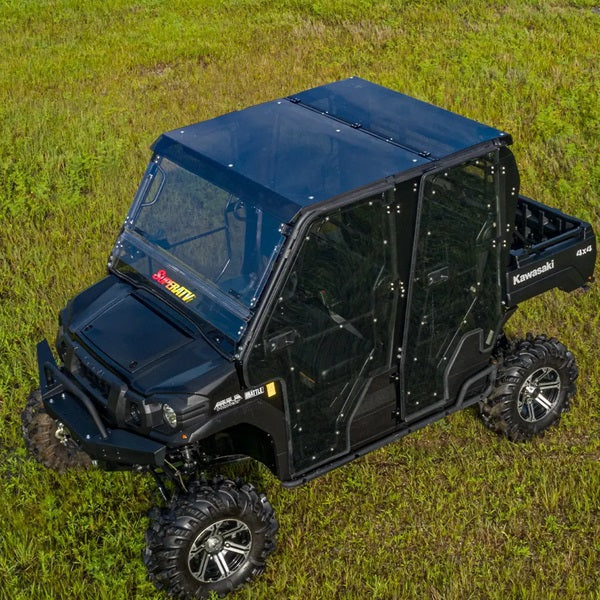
23;78;596;598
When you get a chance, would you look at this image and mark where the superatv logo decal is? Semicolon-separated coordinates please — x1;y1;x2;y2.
512;260;555;286
214;394;243;412
152;269;196;303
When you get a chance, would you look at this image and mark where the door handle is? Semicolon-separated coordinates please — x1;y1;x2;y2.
427;266;449;286
267;329;299;353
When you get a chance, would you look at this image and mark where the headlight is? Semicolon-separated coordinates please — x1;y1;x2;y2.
162;404;178;428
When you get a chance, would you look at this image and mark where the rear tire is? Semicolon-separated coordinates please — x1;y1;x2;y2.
144;477;277;599
479;335;577;441
21;388;91;471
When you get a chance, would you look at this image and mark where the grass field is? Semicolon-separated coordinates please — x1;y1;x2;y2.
1;0;599;598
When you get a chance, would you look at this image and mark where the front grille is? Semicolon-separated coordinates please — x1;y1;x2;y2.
77;359;111;401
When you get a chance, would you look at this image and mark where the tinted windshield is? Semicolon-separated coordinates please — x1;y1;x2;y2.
111;157;286;347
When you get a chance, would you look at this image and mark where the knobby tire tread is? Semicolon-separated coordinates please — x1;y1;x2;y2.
144;477;277;599
480;334;577;441
21;388;91;471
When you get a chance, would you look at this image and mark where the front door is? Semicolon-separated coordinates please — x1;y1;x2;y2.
247;192;396;475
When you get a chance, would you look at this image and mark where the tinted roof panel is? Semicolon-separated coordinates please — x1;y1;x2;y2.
293;78;508;159
152;78;509;221
155;100;430;214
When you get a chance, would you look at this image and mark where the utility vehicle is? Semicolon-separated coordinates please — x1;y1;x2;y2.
23;78;596;599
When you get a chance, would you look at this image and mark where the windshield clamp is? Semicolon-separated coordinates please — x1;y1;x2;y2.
279;223;293;236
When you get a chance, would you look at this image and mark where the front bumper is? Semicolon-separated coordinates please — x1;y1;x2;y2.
37;340;166;467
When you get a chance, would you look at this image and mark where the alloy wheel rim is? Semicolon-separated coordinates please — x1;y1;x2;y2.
517;367;561;423
188;518;252;583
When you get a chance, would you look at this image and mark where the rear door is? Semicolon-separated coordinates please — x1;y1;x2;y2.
401;152;503;419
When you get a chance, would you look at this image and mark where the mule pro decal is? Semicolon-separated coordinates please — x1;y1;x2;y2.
214;394;243;412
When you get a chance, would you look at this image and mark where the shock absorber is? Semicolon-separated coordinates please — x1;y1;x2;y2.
181;445;197;475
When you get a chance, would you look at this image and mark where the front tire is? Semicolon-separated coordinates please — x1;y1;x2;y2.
21;388;91;471
144;477;277;599
480;335;577;441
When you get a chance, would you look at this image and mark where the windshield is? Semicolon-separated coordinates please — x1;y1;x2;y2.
110;157;286;347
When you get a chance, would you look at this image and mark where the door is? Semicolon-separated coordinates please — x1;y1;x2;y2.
247;193;396;475
402;152;502;419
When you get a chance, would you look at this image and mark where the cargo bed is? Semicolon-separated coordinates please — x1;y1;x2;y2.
505;196;596;305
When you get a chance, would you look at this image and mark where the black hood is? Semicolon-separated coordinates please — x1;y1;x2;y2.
64;275;233;396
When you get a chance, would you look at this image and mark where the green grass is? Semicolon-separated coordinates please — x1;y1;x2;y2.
1;0;600;598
